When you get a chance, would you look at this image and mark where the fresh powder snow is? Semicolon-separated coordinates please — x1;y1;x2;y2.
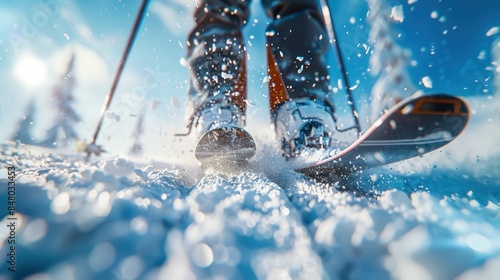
1;110;500;279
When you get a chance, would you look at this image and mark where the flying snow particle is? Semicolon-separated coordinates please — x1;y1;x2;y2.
478;50;486;60
245;99;257;107
486;26;499;37
131;216;149;235
337;79;343;90
408;0;418;4
350;17;356;24
430;11;439;19
298;65;304;74
391;5;404;23
221;72;233;79
374;152;386;164
389;119;397;130
422;76;433;88
401;104;414;115
191;243;214;267
51;192;71;215
179;57;187;67
94;192;111;217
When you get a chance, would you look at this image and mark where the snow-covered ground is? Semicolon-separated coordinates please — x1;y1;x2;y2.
1;97;499;280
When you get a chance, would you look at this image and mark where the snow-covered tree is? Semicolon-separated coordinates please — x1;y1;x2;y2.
367;0;418;121
41;52;81;148
10;98;37;145
129;110;145;155
493;38;500;110
492;37;500;94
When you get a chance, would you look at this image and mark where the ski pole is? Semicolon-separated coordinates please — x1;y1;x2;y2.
86;0;150;160
319;0;362;137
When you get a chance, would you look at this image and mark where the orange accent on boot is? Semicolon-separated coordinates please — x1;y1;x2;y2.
232;50;247;114
267;45;288;113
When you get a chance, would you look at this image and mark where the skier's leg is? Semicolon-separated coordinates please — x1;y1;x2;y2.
185;0;256;163
262;0;337;158
262;0;332;109
187;0;251;119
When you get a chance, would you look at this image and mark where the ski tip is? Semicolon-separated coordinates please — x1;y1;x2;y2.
195;126;256;166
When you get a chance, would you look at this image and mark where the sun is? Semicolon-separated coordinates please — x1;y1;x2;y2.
13;54;48;88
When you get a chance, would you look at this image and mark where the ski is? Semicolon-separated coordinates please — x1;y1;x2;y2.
195;125;256;166
294;94;470;178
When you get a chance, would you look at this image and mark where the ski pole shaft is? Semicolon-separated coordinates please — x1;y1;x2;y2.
319;0;362;136
87;0;150;160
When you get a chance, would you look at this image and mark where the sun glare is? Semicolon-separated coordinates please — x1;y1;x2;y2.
14;54;48;88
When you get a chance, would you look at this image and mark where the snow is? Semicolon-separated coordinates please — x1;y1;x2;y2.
1;120;500;280
421;76;433;88
390;5;405;23
221;72;234;80
486;27;499;37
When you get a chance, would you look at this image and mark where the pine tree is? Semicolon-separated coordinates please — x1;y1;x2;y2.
10;99;37;145
367;0;418;121
41;52;81;148
493;38;500;116
129;110;145;155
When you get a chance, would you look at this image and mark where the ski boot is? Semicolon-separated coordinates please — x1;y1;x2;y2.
192;100;255;164
274;98;336;159
183;26;256;165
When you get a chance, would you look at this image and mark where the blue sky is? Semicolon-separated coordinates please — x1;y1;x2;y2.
0;0;499;157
